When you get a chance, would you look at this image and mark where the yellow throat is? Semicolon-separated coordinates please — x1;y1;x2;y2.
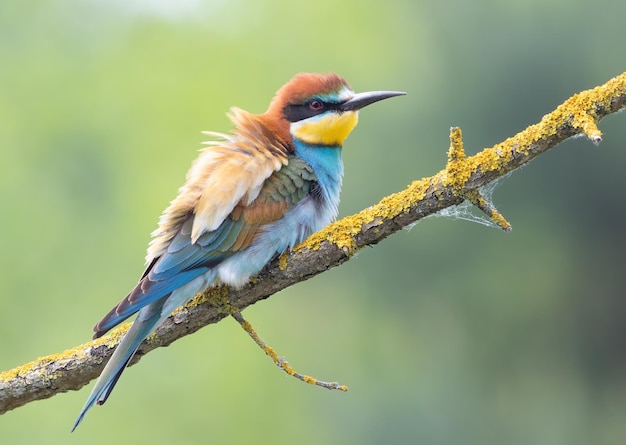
291;111;359;146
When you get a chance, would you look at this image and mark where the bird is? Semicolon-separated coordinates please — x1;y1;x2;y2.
72;72;405;430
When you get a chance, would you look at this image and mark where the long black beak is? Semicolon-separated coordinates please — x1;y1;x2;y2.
339;90;406;112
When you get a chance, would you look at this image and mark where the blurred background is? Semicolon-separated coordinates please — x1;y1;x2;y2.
2;1;626;444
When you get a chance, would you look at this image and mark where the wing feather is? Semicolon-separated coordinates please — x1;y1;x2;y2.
146;108;291;263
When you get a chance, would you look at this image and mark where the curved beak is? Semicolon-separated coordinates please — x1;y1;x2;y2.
339;90;406;112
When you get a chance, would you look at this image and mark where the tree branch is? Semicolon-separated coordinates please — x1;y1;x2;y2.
2;71;625;415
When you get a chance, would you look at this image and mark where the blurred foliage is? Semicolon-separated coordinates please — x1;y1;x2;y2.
2;1;626;444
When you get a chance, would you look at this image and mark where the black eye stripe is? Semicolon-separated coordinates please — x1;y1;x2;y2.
283;100;342;123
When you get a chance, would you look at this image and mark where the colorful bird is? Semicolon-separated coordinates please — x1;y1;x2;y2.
72;72;405;430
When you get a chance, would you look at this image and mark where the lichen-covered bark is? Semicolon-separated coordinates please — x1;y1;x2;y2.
1;71;625;415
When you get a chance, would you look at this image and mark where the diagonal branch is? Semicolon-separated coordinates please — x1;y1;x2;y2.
2;71;625;415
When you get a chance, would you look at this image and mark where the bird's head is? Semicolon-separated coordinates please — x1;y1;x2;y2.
262;73;405;148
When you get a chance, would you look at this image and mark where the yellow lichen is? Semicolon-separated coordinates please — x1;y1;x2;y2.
0;323;131;383
196;286;236;314
443;127;470;191
302;375;316;384
490;209;512;232
278;251;289;270
296;177;430;254
176;284;230;310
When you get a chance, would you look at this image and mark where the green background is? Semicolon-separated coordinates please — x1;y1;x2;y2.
2;1;626;444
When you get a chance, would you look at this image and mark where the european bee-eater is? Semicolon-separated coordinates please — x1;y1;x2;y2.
72;72;405;430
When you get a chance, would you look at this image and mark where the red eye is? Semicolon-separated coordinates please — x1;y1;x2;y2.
308;100;323;110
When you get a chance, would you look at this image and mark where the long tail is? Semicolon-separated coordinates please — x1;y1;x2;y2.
71;303;163;432
72;271;212;431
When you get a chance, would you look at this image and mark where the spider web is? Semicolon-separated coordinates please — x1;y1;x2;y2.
433;172;513;229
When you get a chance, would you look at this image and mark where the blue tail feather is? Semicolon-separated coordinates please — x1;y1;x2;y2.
71;303;163;432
